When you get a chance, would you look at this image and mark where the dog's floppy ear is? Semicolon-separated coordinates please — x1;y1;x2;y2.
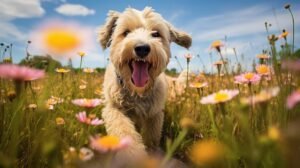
98;10;120;49
167;23;192;49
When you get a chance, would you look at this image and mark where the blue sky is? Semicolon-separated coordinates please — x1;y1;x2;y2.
1;0;299;73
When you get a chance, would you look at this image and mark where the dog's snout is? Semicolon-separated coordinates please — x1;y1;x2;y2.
134;44;151;58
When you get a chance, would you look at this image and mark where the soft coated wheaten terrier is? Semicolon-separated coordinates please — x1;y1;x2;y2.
98;7;192;158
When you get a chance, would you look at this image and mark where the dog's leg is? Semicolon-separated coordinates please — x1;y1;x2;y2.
142;111;164;151
102;105;147;157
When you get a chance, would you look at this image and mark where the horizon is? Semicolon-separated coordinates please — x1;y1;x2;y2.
0;0;299;73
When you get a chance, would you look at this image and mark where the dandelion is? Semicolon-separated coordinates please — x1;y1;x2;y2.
200;89;239;104
79;147;94;161
0;64;45;81
89;135;132;153
72;98;104;108
241;87;280;105
210;40;224;53
256;64;271;76
189;139;225;166
56;117;65;125
234;72;261;85
279;29;289;40
286;89;300;109
78;51;85;57
78;52;86;71
75;111;104;126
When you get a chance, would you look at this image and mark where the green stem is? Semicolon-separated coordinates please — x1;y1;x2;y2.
161;129;188;166
288;8;295;53
79;56;83;72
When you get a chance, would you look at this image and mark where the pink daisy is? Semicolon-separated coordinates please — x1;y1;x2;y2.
89;135;132;153
287;89;300;109
200;89;239;104
234;72;261;84
72;98;104;108
75;111;104;126
0;64;45;81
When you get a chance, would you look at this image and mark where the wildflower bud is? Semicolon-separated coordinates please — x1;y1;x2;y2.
7;91;16;101
284;4;290;9
180;117;195;129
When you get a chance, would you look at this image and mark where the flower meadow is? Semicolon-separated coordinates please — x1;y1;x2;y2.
1;4;300;168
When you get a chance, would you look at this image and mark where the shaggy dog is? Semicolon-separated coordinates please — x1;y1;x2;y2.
98;7;192;158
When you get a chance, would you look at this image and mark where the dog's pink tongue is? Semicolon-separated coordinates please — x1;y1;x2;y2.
132;61;149;87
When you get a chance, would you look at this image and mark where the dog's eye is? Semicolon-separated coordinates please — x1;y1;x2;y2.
151;31;160;38
123;30;130;37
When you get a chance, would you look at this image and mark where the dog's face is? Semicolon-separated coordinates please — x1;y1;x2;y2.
98;7;192;94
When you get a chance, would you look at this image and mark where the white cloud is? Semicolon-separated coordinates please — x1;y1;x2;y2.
0;22;27;42
0;0;45;21
0;0;45;43
186;5;300;42
55;3;95;16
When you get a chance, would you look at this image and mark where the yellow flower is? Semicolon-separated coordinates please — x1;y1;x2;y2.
97;136;119;148
44;29;81;54
279;29;289;39
180;117;195;129
200;89;239;104
244;72;254;80
55;68;70;73
190;82;208;89
56;117;65;125
190;139;225;166
78;51;85;57
214;92;229;102
268;126;280;141
210;40;224;49
89;135;131;152
256;64;270;75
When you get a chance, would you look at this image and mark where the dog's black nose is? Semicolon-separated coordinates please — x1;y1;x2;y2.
134;44;151;58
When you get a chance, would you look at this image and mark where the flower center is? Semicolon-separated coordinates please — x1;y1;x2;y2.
97;136;120;149
257;65;269;74
214;92;229;102
244;73;254;80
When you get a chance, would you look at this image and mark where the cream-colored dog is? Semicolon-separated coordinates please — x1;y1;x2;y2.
98;7;192;158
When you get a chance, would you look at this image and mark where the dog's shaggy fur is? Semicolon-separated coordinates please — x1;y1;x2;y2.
98;7;192;158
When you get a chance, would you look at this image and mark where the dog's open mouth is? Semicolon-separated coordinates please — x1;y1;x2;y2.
129;59;151;87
